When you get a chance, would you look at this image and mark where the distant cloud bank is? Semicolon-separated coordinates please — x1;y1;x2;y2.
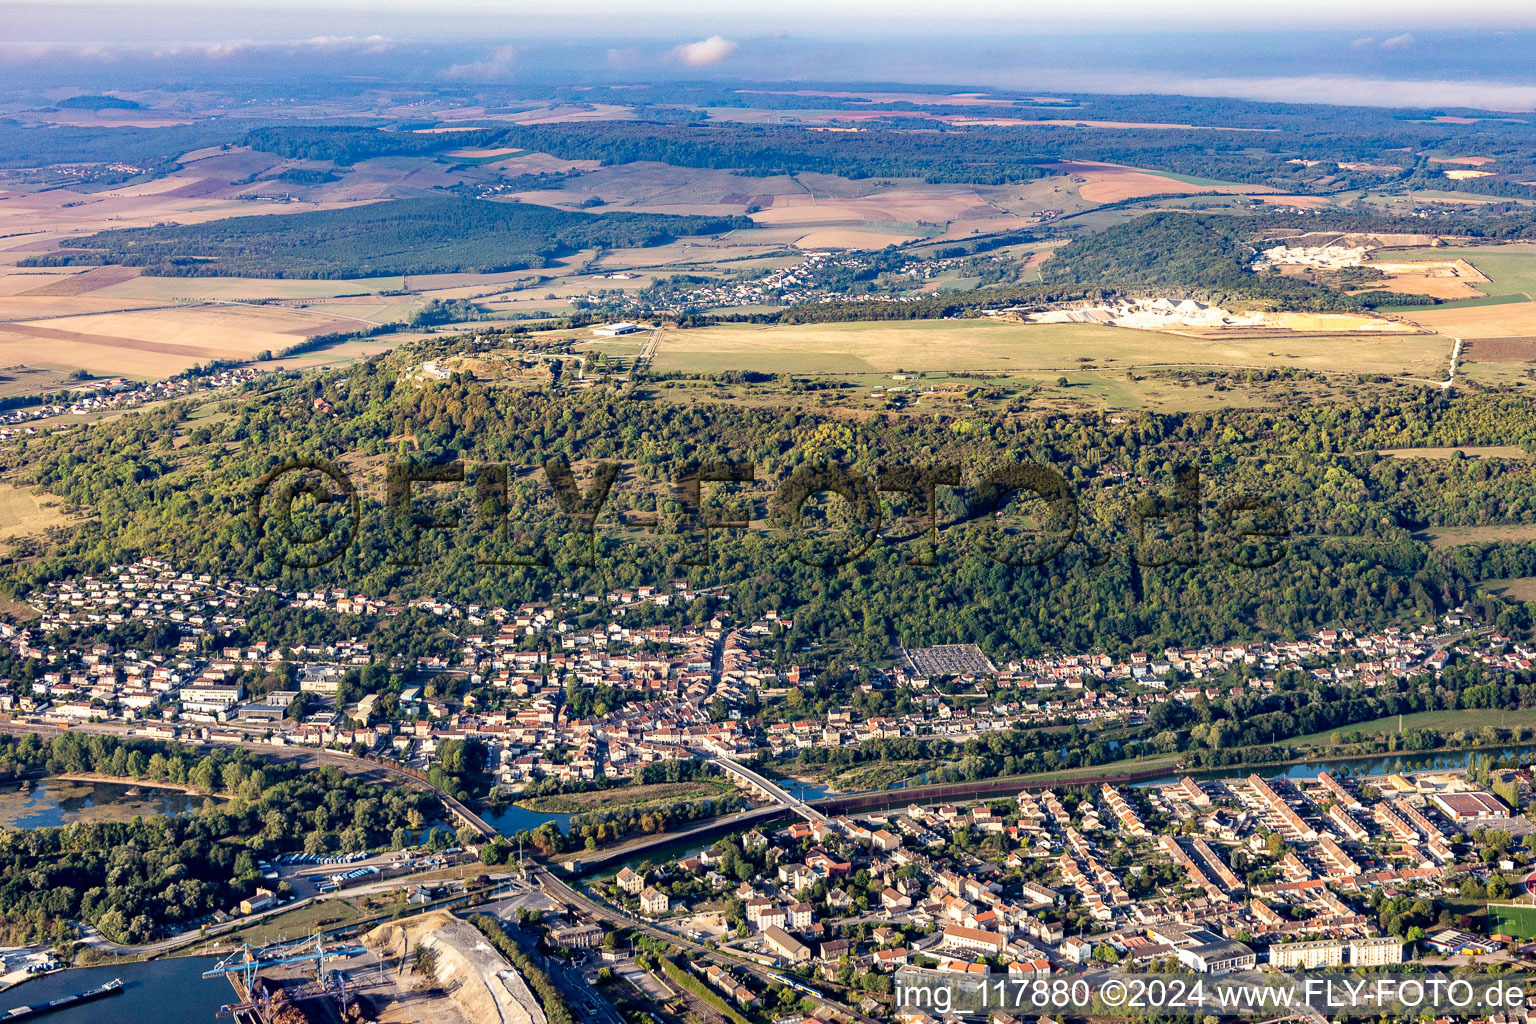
0;35;395;62
672;35;738;67
443;44;517;81
967;68;1536;111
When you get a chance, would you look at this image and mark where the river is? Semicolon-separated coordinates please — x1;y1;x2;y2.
0;958;228;1023
479;801;575;836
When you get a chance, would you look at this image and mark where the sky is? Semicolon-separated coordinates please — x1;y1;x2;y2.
4;1;1536;110
10;0;1536;36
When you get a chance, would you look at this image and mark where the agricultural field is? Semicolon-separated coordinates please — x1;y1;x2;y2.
0;483;72;554
1408;300;1536;340
1044;160;1276;203
0;365;72;399
511;162;1070;248
0;304;374;377
1388;243;1536;300
1362;258;1489;300
1287;709;1536;748
1379;245;1536;344
1377;445;1528;459
1482;577;1536;602
648;319;1455;379
1413;524;1536;548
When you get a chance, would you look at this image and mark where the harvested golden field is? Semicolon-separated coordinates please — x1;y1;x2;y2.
0;267;128;297
95;175;212;198
1165;312;1421;335
650;320;1452;377
1404;300;1536;338
1429;155;1495;165
88;274;404;301
1368;274;1484;300
1416;524;1536;548
1378;445;1527;459
0;183;372;238
1263;312;1420;331
1;304;372;377
1362;258;1488;300
0;295;163;321
791;226;928;248
749;188;992;225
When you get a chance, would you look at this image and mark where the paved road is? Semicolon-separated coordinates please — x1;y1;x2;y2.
563;802;789;874
704;752;826;824
77;892;329;956
536;869;884;1024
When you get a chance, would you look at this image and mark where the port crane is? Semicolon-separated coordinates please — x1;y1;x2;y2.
204;932;365;1015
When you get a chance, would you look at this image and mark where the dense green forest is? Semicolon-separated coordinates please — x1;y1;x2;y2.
0;121;233;171
55;95;142;111
7;329;1536;669
235;110;1536;192
9;84;1536;197
791;659;1536;783
237;122;1356;189
0;732;443;945
22;197;748;278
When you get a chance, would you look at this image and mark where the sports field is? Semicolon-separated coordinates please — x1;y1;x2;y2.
1489;904;1536;940
648;320;1454;377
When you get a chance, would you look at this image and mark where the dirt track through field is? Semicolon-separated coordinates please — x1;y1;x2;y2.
1;322;222;358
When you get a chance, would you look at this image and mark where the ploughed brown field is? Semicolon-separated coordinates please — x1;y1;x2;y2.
1043;161;1276;203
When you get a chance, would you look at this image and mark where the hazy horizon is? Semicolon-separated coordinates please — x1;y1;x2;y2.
3;2;1536;111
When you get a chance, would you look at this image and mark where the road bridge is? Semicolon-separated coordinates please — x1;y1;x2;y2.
705;753;827;825
562;803;789;875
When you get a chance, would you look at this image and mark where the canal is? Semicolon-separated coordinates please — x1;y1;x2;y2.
1;958;228;1024
1136;742;1536;788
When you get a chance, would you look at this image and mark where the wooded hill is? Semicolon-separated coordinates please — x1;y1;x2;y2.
23;197;748;279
